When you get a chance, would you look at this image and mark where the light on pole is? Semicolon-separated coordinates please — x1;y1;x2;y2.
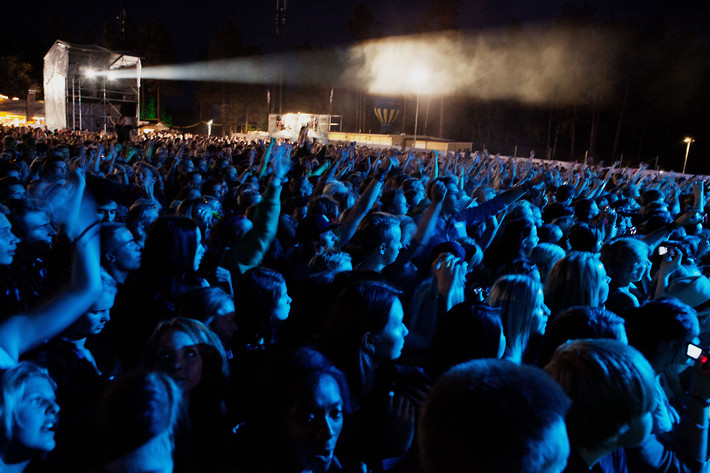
208;119;213;137
683;137;694;174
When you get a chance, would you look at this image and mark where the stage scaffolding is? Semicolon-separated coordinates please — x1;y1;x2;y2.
44;40;141;131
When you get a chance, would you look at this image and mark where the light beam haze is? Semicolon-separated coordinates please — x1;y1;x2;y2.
104;25;622;106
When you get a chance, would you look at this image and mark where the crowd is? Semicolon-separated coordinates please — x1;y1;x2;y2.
0;121;710;473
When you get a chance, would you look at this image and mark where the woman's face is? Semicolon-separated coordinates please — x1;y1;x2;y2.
272;282;292;321
286;374;344;473
373;298;408;361
12;376;59;455
156;329;203;394
71;291;114;338
532;289;549;336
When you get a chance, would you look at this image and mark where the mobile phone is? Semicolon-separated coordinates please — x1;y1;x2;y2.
658;246;668;256
687;342;709;364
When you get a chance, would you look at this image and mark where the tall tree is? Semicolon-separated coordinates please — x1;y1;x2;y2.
137;20;178;121
0;56;34;98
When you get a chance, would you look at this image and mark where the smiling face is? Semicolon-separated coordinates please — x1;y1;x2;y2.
286;374;344;473
12;376;59;456
155;329;203;394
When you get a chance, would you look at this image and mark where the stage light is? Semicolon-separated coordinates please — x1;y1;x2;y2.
84;68;97;79
94;27;619;107
682;137;695;174
410;67;430;91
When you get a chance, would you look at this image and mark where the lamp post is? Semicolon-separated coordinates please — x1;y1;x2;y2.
683;137;694;174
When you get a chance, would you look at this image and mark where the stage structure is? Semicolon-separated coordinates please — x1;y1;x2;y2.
268;113;330;141
44;40;141;131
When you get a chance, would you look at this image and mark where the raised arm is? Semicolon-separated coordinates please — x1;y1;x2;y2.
223;143;290;277
335;160;388;248
390;181;447;269
0;192;101;363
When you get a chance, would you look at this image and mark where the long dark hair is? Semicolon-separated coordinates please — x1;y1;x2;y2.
234;267;287;348
319;280;401;397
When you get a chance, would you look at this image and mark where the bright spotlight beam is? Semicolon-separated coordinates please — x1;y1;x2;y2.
410;67;431;93
105;26;619;107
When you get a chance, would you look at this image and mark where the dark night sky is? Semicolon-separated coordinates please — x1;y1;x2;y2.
2;0;710;169
2;0;709;61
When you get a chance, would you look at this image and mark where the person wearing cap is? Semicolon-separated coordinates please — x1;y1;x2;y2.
663;272;710;345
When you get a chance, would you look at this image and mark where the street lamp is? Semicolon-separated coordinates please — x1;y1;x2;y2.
683;137;695;174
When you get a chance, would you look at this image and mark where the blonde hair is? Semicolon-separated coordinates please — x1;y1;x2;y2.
487;275;542;358
529;243;565;283
144;318;229;380
0;362;56;443
545;251;607;318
